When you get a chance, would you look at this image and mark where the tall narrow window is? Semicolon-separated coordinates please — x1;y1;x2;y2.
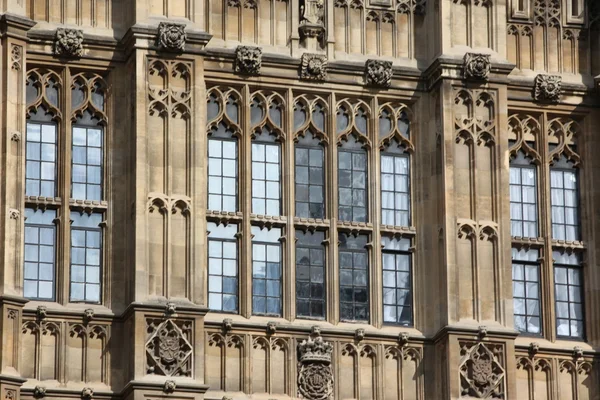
252;129;281;216
510;151;538;238
338;135;368;223
554;251;584;338
252;226;282;316
207;223;238;313
550;157;579;241
26;122;57;197
382;236;413;325
381;143;410;227
339;233;369;322
295;132;325;219
296;230;326;318
70;212;102;303
72;119;103;200
24;208;56;300
512;248;541;334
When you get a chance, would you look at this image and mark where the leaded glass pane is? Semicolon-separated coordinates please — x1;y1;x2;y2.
296;230;326;319
512;248;541;334
70;212;102;303
381;153;410;227
71;126;103;201
208;138;237;212
382;236;412;326
252;139;281;216
339;140;367;223
295;133;325;219
252;227;282;316
24;208;56;300
509;165;538;238
208;223;238;313
550;165;580;241
26;122;57;197
554;252;584;338
339;233;369;322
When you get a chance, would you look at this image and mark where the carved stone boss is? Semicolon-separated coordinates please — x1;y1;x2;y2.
54;28;84;57
235;46;262;75
300;53;327;81
158;22;186;52
463;53;491;81
534;74;562;102
297;330;334;400
365;59;393;87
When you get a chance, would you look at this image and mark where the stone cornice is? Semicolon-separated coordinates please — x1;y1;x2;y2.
0;13;37;40
120;24;212;58
432;324;520;343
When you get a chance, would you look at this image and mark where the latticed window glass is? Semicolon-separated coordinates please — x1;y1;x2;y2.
25;122;57;197
338;135;368;223
554;251;584;338
72;124;103;201
24;208;56;300
70;212;102;303
339;233;369;322
382;236;412;325
550;157;579;241
207;223;238;313
296;230;326;319
208;124;237;212
252;226;282;316
252;130;281;216
381;152;410;227
510;152;538;238
295;132;325;219
512;248;541;334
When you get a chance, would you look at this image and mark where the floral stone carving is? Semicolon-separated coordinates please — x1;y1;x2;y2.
534;74;562;102
235;46;262;75
146;318;193;376
459;342;505;398
463;53;491;81
158;22;186;52
297;330;334;400
54;28;84;57
365;59;393;87
300;53;327;81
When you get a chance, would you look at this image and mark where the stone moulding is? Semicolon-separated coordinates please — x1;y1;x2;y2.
365;59;393;87
534;74;562;102
53;28;84;58
234;45;262;75
297;330;334;400
157;22;186;52
463;53;491;81
300;53;327;81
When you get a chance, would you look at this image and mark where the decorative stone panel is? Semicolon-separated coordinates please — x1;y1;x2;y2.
146;318;193;376
297;330;334;400
459;341;505;398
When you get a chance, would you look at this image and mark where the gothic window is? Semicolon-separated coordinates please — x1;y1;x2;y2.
295;132;325;219
339;233;369;322
252;226;282;316
381;147;410;227
72;118;103;201
207;223;239;313
382;236;412;326
338;136;368;223
296;230;326;319
252;130;281;216
25;122;57;197
512;248;542;335
554;251;584;338
70;212;102;303
24;208;56;300
510;151;538;238
550;157;579;241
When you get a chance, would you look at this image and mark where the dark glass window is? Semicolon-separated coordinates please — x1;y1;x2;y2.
296;230;326;318
339;233;369;322
207;223;238;313
252;130;281;216
550;157;579;241
252;226;282;316
208;123;237;212
338;135;368;222
382;236;412;325
25;122;57;197
554;251;584;338
510;152;538;238
72;126;103;200
24;208;56;300
295;132;325;219
512;248;541;334
70;212;102;303
381;150;410;227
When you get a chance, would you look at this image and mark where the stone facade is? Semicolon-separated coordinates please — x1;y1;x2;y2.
0;1;599;400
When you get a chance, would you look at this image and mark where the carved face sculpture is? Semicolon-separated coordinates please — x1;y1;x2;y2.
307;58;324;75
239;48;261;73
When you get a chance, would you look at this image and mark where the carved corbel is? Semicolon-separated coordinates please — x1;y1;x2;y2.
300;53;327;81
534;74;562;102
33;386;46;399
81;388;93;400
234;46;262;75
163;380;176;393
53;28;84;57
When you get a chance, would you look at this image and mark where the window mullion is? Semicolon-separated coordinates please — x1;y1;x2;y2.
285;88;294;321
240;85;252;318
329;92;339;324
371;96;382;328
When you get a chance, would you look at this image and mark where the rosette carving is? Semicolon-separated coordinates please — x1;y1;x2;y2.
534;74;562;102
54;28;84;57
158;22;186;52
300;53;327;81
463;53;491;81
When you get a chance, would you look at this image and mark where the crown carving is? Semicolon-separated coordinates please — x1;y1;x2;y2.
298;333;333;364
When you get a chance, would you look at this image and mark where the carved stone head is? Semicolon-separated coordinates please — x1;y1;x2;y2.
33;386;46;399
83;308;95;323
300;53;327;81
463;53;491;81
158;22;186;52
163;380;177;393
234;46;262;75
534;74;562;102
81;387;94;400
365;59;393;87
36;305;48;320
54;28;84;58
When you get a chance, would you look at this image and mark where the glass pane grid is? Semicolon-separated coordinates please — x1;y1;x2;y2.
296;231;325;319
509;166;538;238
554;253;584;338
252;143;281;216
382;244;412;326
70;213;102;303
512;249;541;334
208;138;237;212
381;154;410;227
252;242;282;316
338;150;367;222
24;209;56;300
339;235;369;322
550;169;579;241
295;146;325;219
72;126;103;201
26;122;57;197
208;239;238;312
